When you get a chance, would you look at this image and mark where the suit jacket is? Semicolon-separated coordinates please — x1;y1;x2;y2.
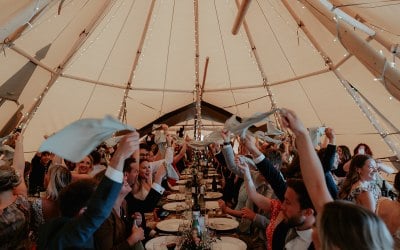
93;209;131;250
37;177;122;250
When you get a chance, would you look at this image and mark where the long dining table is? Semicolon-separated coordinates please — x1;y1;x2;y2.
144;167;247;250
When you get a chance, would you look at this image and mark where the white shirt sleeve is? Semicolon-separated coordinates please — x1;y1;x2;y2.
165;146;174;164
151;182;165;195
105;167;123;183
253;154;265;164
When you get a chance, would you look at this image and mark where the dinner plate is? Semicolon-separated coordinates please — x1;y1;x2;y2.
162;202;188;212
170;185;184;191
205;192;223;199
211;236;247;250
176;179;188;185
204;179;214;183
208;218;239;231
145;235;182;249
156;219;188;233
205;201;220;210
166;193;186;201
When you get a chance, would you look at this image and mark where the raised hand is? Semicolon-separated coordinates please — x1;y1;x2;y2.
110;132;140;171
279;108;307;136
217;199;227;213
127;226;145;246
221;129;230;143
325;127;336;144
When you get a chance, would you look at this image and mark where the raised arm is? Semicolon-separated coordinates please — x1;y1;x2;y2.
243;134;287;201
43;132;140;249
173;136;189;164
238;159;272;212
13;133;27;196
220;130;243;177
280;109;332;213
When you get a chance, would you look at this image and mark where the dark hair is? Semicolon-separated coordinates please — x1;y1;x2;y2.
123;158;136;173
286;178;314;210
353;143;373;156
139;143;149;151
90;150;102;165
338;145;351;162
58;179;97;217
338;154;373;199
284;151;301;178
264;148;282;169
394;171;400;192
150;144;159;155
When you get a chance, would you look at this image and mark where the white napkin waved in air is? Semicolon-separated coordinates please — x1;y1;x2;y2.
308;126;326;148
224;110;277;138
39;115;134;162
254;131;282;145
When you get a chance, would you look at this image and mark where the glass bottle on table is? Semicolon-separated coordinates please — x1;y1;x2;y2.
212;175;218;192
192;210;202;239
381;180;388;197
199;184;206;214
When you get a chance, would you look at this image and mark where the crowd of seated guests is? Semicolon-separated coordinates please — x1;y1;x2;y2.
0;113;399;250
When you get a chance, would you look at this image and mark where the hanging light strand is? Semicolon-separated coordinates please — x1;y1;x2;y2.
194;0;202;141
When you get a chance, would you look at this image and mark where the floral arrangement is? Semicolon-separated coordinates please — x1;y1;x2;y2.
179;228;218;250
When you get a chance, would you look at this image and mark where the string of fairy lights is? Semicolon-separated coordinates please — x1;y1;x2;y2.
6;0;400;156
17;0;120;132
117;0;161;123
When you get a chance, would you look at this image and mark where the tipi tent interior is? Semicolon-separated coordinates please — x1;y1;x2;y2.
1;0;400;176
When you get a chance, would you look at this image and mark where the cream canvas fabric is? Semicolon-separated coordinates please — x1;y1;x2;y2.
0;0;399;170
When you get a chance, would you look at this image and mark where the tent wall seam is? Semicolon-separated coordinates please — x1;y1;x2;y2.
80;0;133;119
120;0;156;121
18;0;114;132
159;0;176;118
256;0;323;124
282;0;400;161
301;0;400;100
237;0;276;113
331;0;400;59
213;0;239;115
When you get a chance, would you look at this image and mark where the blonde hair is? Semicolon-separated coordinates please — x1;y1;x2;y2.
46;164;71;200
318;201;393;250
0;165;21;192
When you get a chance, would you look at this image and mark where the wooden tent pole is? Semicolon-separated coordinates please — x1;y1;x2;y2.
282;0;400;160
10;45;57;74
62;73;192;93
293;0;400;101
234;0;282;127
118;0;156;121
329;0;399;60
232;0;252;35
18;0;114;132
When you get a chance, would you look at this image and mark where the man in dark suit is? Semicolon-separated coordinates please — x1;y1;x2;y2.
38;132;139;250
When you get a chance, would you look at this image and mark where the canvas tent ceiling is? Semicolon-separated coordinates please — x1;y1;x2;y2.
0;0;400;170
